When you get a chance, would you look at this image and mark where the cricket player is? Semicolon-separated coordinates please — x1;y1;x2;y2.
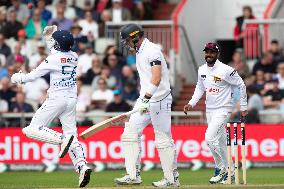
184;43;248;184
114;24;179;188
11;26;92;188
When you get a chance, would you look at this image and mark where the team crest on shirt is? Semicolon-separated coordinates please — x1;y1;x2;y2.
213;76;222;83
61;58;67;63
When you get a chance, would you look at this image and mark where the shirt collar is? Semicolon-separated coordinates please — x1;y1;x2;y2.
137;38;148;54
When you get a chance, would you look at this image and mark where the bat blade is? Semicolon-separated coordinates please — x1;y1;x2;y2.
80;109;137;139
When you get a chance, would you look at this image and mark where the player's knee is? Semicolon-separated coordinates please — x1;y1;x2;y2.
154;130;174;149
121;122;139;143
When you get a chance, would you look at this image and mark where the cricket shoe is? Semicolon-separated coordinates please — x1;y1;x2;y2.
79;165;92;187
209;168;227;184
59;135;74;158
220;172;235;184
152;170;180;188
114;174;142;185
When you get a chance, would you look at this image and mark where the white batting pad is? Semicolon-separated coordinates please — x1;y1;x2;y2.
155;130;177;183
121;122;140;180
22;126;62;145
68;138;87;172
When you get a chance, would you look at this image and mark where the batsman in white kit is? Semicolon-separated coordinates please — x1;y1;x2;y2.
114;24;180;188
11;26;92;188
184;43;248;184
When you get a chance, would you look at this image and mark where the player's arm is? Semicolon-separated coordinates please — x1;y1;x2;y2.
144;61;162;99
11;59;52;84
224;68;248;112
184;70;205;114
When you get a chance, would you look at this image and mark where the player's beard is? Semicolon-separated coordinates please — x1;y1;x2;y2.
205;56;217;66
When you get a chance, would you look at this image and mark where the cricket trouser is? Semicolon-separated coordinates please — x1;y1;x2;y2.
205;111;231;171
22;96;87;171
121;94;177;183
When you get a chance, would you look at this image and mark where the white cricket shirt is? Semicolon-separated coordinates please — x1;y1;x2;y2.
188;60;247;112
22;50;78;98
136;38;171;102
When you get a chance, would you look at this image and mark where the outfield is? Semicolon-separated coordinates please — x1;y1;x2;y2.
1;168;284;189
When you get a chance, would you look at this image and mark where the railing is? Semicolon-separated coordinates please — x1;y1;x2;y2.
244;19;284;59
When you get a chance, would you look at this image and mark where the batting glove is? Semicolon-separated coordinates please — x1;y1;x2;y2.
138;98;150;114
43;25;57;40
11;72;25;84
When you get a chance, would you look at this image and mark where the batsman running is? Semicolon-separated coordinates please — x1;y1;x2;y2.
183;43;248;184
11;26;92;187
114;23;179;188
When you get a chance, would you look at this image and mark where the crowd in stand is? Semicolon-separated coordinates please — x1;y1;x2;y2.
0;0;160;127
231;6;284;123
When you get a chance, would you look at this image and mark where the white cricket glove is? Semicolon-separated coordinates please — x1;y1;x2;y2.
138;98;150;114
11;71;25;84
43;25;57;49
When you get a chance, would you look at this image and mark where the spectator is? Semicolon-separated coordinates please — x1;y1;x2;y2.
78;11;99;42
51;0;76;20
7;42;28;70
28;41;48;70
92;65;116;90
228;50;250;78
77;43;97;77
233;6;259;58
76;79;91;113
0;7;7;32
275;63;284;90
0;77;16;105
92;65;117;89
110;0;131;23
36;0;52;23
263;78;284;109
83;56;102;85
122;81;139;102
16;29;35;58
0;95;8;113
99;10;112;37
106;89;132;112
77;0;100;22
1;9;23;40
0;33;12;57
49;6;73;31
70;23;88;53
8;0;30;26
25;8;47;39
91;78;114;109
269;40;284;63
121;65;138;86
0;56;8;80
246;85;263;123
105;54;123;83
252;51;277;75
93;0;112;14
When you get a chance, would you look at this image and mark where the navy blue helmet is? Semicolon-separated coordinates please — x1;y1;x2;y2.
52;30;74;52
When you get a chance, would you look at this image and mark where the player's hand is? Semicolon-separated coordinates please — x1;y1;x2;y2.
138;98;150;114
240;110;248;122
11;71;24;84
183;104;192;115
43;25;57;40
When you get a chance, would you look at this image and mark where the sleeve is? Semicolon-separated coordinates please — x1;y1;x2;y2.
22;58;53;83
188;69;205;107
224;67;248;111
149;49;162;66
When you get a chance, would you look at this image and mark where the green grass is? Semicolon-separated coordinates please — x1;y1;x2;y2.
1;168;284;188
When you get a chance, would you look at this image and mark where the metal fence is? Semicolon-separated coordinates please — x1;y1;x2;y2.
244;19;284;59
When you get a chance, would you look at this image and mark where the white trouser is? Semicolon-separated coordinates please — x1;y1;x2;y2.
23;96;86;171
205;111;231;171
121;95;177;182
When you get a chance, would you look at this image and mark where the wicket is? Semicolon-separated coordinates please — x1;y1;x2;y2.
226;121;246;185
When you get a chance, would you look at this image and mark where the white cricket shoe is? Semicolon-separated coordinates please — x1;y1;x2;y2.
152;170;180;188
220;172;235;184
79;165;92;187
59;135;74;158
209;168;227;184
114;174;142;185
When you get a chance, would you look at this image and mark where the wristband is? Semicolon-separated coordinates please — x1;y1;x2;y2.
146;83;158;96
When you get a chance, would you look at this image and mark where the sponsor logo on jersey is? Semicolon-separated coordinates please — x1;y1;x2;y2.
208;87;220;93
213;76;222;83
61;58;67;63
201;75;206;79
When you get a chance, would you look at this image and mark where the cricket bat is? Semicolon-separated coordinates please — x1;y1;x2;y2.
80;109;138;139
